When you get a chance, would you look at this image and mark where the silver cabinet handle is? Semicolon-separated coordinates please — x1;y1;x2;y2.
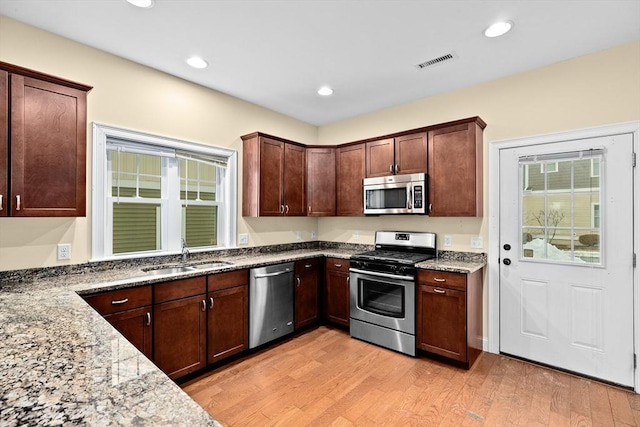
296;277;301;287
111;298;129;305
433;288;446;294
145;312;151;326
201;299;206;311
0;194;3;211
433;278;446;282
209;297;214;309
16;195;20;211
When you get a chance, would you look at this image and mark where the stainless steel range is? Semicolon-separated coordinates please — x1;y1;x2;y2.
349;231;436;356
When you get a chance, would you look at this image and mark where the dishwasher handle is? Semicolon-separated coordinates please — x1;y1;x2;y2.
253;268;292;279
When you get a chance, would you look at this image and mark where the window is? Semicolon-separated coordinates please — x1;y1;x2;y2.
92;124;237;260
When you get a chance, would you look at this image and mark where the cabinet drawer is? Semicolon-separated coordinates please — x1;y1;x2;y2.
85;285;152;315
326;257;350;272
417;270;466;291
295;258;320;274
208;269;248;292
154;276;206;304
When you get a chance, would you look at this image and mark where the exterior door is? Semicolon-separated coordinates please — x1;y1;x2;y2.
499;134;634;387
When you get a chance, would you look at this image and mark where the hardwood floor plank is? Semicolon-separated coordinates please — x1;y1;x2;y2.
181;327;640;427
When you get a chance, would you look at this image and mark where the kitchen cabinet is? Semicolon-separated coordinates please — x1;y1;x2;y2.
294;258;321;330
336;144;365;216
306;147;335;216
0;61;91;217
242;132;306;217
84;285;153;359
207;269;249;364
427;118;485;217
365;132;427;177
416;268;483;368
323;258;350;328
153;276;207;380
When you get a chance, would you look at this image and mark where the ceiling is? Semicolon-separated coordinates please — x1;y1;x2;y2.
1;1;639;126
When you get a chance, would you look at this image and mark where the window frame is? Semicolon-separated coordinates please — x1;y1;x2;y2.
92;123;237;261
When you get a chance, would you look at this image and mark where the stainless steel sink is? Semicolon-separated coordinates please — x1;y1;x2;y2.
189;260;234;270
142;265;197;275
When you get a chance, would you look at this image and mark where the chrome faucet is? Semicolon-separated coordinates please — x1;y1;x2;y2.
181;238;190;263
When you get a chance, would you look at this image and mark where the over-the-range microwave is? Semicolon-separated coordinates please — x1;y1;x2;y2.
363;172;427;215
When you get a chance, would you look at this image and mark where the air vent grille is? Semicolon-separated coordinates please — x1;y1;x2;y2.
415;52;457;70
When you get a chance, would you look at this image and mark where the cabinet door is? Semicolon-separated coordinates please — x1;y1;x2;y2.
395;132;427;175
365;138;394;177
324;259;350;327
295;259;320;329
416;284;467;362
283;143;306;216
427;122;483;216
306;148;335;216
336;144;365;216
0;70;7;217
104;306;153;359
154;294;207;379
259;137;285;216
208;285;248;364
10;74;86;216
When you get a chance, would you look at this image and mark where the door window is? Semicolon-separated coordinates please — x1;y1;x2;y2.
520;151;603;265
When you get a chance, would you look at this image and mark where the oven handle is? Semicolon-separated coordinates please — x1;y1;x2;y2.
349;268;414;282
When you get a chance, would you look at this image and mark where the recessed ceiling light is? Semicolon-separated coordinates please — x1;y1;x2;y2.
126;0;154;8
186;56;208;69
317;86;334;96
484;21;513;38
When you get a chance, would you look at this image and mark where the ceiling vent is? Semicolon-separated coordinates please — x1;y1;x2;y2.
415;52;458;70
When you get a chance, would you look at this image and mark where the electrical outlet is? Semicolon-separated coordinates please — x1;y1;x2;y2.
353;230;360;241
470;236;483;249
238;233;248;245
296;231;302;240
444;235;452;247
57;244;71;260
311;230;317;240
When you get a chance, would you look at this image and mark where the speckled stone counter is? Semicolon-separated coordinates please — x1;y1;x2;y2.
0;242;485;426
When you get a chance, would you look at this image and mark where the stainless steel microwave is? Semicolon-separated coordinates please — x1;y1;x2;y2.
363;173;427;215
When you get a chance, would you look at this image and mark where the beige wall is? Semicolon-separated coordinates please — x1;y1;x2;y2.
1;15;639;273
0;16;318;270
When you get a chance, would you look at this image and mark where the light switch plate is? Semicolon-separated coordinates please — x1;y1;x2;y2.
470;236;483;249
238;233;248;245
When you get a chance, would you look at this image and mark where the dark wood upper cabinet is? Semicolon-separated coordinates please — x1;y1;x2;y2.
0;61;91;217
306;147;336;216
242;132;306;217
365;133;427;178
336;143;365;216
427;118;484;217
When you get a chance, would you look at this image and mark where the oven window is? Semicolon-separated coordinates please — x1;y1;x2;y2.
359;278;405;318
365;188;407;209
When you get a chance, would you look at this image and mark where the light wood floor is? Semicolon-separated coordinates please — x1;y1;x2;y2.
182;326;640;426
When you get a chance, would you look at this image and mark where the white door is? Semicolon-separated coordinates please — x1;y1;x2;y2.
499;133;635;387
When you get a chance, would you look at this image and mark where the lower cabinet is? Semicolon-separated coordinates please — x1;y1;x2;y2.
294;258;320;330
207;270;249;364
84;285;153;359
323;258;350;327
153;277;207;380
416;269;483;368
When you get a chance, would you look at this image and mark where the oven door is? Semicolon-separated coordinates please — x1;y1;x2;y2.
349;268;415;334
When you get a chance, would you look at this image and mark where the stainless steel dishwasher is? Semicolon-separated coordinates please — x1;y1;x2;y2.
249;262;295;348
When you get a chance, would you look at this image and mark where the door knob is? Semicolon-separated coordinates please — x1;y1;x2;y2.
503;258;511;265
503;244;511;251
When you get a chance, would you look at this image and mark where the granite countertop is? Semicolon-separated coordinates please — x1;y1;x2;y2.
0;243;485;426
